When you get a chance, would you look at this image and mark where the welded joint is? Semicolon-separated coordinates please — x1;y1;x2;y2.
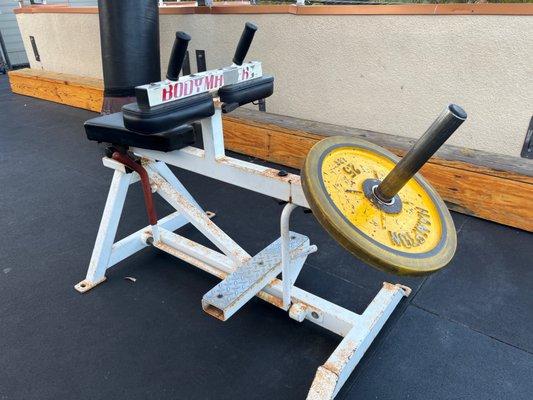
288;302;324;324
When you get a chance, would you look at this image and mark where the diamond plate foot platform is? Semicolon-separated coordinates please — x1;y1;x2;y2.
202;232;310;321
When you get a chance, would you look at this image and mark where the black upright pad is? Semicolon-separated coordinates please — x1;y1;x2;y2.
85;112;195;152
122;92;214;134
218;76;274;113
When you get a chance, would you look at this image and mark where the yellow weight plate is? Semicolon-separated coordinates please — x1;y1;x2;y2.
302;136;456;276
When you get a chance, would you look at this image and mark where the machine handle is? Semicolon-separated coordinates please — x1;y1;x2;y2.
232;22;258;66
375;104;467;203
166;31;191;81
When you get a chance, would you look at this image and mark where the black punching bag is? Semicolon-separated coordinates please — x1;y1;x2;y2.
98;0;161;114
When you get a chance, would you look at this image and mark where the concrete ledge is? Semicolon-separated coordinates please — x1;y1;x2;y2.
13;4;533;16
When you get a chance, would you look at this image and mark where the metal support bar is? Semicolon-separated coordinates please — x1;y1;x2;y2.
75;170;132;292
108;212;188;267
307;283;410;400
132;108;308;207
134;145;308;208
150;171;251;266
200;107;225;160
156;228;236;276
281;203;298;308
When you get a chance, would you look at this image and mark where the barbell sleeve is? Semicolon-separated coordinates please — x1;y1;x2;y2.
232;22;258;66
166;31;191;81
374;104;467;203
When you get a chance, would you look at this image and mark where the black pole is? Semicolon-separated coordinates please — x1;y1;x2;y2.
98;0;161;114
166;32;191;81
232;22;257;66
375;104;467;203
0;29;12;71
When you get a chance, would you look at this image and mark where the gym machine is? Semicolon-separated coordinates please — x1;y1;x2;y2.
78;23;467;398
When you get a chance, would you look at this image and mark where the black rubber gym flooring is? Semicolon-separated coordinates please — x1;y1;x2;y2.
1;75;532;399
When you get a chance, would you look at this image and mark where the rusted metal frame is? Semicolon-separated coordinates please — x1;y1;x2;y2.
138;165;360;334
307;283;409;400
148;167;252;266
132;145;309;208
131;152;372;336
155;220;357;335
75;159;200;293
152;162;203;211
156;227;236;273
82;153;409;399
106;164;210;265
75;169;132;293
107;211;188;268
88;114;410;398
103;157;203;212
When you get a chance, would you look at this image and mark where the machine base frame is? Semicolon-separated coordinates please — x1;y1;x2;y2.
77;112;410;399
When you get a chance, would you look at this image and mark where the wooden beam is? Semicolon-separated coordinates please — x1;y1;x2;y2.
8;68;532;231
223;109;533;232
8;68;103;112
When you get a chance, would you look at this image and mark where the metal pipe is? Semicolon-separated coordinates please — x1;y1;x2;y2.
111;152;159;241
166;31;191;81
281;203;298;309
375;104;467;203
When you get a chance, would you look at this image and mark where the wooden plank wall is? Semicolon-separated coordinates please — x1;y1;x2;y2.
223;111;533;232
7;68;533;231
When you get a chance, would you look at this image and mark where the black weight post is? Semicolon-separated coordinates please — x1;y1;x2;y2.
375;104;467;203
98;0;161;114
166;32;191;81
232;22;258;66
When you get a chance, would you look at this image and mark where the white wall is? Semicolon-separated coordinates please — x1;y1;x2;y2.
16;11;533;157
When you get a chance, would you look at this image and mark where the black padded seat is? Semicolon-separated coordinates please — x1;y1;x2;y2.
84;112;195;152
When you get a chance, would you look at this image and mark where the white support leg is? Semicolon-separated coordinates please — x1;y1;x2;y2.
75;169;132;293
76;159;211;293
199;109;225;160
307;283;411;400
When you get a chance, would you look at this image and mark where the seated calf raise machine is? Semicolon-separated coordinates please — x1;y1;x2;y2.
78;24;467;398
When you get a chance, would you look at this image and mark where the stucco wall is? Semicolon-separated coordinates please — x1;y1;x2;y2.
16;11;533;157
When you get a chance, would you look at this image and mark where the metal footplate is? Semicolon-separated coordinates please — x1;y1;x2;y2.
202;232;310;321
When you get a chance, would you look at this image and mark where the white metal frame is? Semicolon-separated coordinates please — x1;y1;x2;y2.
77;102;410;399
